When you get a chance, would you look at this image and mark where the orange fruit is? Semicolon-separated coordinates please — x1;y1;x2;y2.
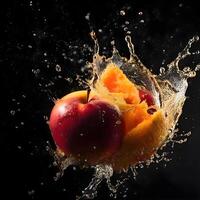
53;63;170;171
99;63;140;104
110;110;167;171
92;63;168;171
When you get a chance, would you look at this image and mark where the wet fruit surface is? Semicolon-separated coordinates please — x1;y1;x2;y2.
49;63;168;170
99;63;140;104
49;91;124;164
139;89;155;106
90;63;169;170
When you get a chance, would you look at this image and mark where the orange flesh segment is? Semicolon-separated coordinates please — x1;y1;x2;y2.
92;62;166;170
123;102;151;133
110;110;166;171
100;63;140;105
98;63;154;132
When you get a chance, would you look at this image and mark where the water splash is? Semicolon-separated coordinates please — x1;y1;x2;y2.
77;165;114;199
48;33;200;199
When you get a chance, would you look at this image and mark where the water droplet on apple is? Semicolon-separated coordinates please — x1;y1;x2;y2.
116;120;121;125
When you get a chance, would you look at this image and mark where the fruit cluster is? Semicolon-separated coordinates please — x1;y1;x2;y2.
49;63;167;171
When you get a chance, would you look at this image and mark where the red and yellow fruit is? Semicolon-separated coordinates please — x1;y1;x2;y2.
49;63;168;171
49;90;124;164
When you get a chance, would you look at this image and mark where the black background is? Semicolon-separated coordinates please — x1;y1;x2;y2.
2;0;200;199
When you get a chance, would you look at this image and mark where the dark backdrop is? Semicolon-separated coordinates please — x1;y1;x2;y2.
2;0;200;199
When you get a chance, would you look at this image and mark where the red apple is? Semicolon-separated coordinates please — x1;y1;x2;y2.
49;90;124;164
139;89;155;106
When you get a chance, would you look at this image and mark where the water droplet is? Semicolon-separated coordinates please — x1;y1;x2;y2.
10;110;15;115
160;67;165;74
162;59;166;65
179;3;183;7
28;189;35;196
85;13;90;20
17;145;22;150
183;67;191;72
65;77;73;83
62;188;67;192
195;64;200;71
138;11;143;15
123;27;128;32
40;182;44;186
125;21;129;25
116;120;121;125
43;115;48;121
55;64;61;72
120;10;126;16
32;68;40;75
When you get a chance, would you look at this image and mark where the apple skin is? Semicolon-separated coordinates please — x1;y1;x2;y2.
139;89;155;106
49;91;124;164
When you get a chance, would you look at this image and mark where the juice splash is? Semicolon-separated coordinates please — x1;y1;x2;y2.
48;32;199;199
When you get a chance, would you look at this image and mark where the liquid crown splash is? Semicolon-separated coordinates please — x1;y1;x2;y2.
49;33;199;199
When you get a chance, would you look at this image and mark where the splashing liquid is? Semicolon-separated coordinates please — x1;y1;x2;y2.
49;33;200;199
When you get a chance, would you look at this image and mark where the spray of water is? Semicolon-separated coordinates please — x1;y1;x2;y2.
46;33;200;199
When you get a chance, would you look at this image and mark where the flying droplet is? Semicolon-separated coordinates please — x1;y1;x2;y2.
10;110;16;115
120;10;126;16
55;64;61;72
85;13;90;21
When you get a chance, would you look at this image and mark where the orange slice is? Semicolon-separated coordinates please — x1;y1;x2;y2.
92;63;168;171
100;63;140;105
109;110;167;171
